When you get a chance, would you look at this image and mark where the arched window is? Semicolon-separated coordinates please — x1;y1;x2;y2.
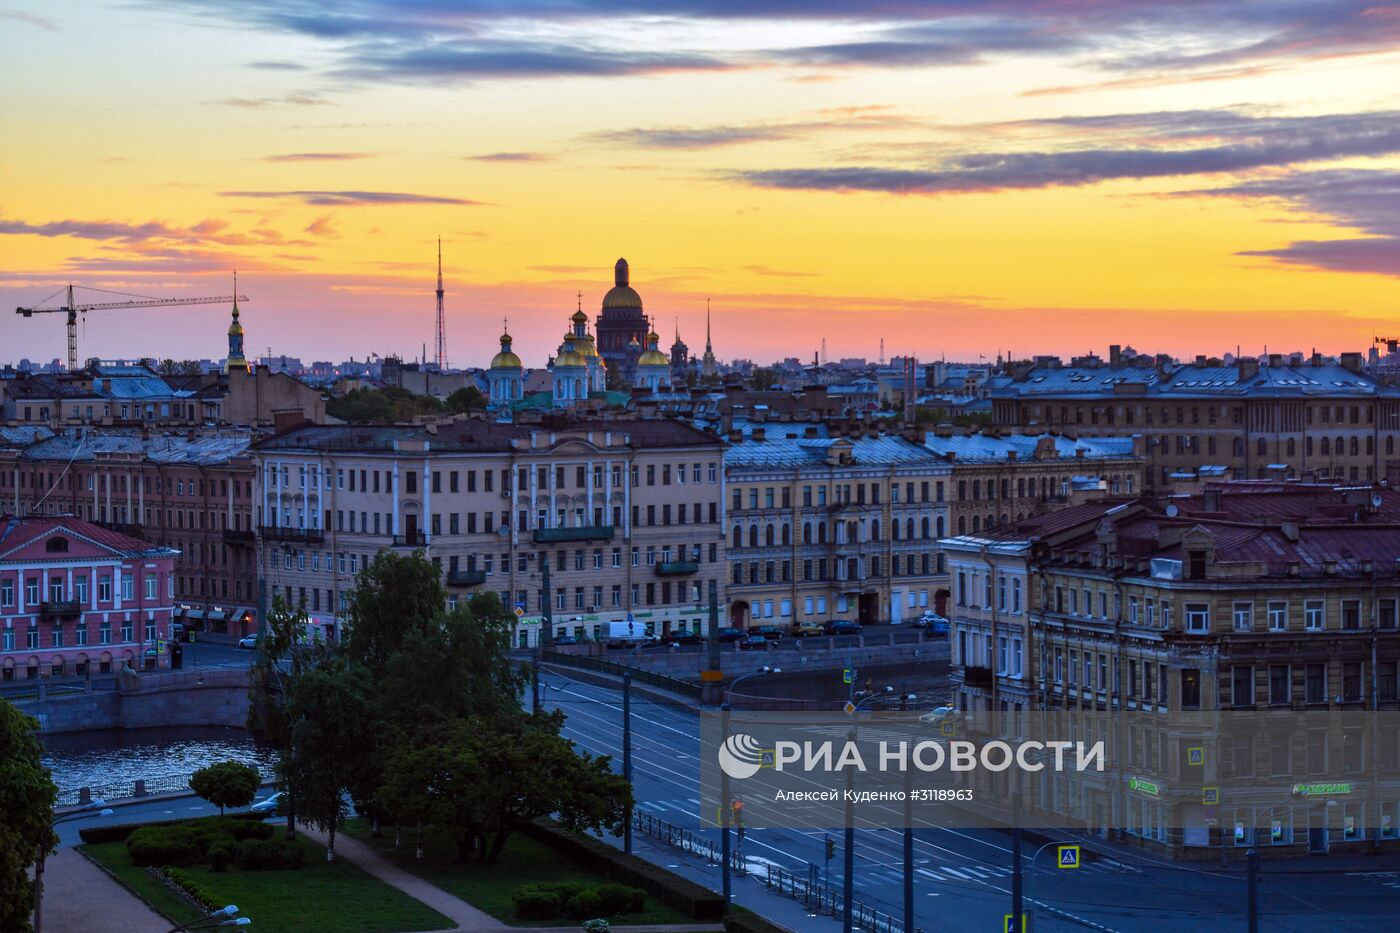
781;524;791;545
1257;437;1268;457
957;516;966;535
892;521;901;541
1350;437;1359;456
972;515;981;532
871;520;881;541
748;526;759;548
803;522;813;544
935;516;944;537
1306;437;1313;456
818;522;827;544
906;517;915;539
1337;436;1345;456
1233;438;1245;457
1321;437;1331;455
1286;438;1296;457
1388;436;1396;456
764;524;775;546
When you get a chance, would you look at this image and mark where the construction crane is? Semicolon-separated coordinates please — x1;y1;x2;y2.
16;284;248;371
1375;336;1400;355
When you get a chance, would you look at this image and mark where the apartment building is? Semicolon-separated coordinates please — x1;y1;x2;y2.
723;425;951;627
943;483;1400;860
988;352;1400;488
0;514;178;679
925;431;1145;536
252;418;726;645
0;428;257;639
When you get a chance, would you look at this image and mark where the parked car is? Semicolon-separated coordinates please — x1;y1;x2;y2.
665;630;705;646
825;620;861;636
250;791;285;814
237;634;259;649
790;621;826;637
738;634;770;651
919;706;955;725
753;625;785;641
716;627;743;642
553;635;579;645
916;612;950;633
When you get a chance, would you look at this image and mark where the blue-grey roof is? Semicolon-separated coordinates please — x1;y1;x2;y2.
0;425;55;446
17;428;253;465
725;434;943;469
924;432;1138;462
993;362;1393;400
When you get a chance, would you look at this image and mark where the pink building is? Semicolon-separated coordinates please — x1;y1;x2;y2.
0;514;179;681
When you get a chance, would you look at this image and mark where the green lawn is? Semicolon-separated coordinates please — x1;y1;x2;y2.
340;819;694;927
83;831;453;933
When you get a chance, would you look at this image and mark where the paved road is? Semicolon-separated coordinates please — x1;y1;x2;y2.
540;670;1400;933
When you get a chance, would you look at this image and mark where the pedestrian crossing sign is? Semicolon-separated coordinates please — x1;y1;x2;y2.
1188;746;1205;766
940;719;957;737
1003;913;1026;932
842;668;853;684
1202;786;1220;806
1057;844;1080;869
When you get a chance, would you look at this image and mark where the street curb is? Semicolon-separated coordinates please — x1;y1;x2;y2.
540;663;703;711
56;778;278;816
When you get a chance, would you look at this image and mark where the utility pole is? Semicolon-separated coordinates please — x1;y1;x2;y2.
842;725;856;933
541;560;552;647
623;671;633;854
1247;847;1259;933
707;590;721;672
720;703;732;904
1011;790;1023;930
903;756;914;933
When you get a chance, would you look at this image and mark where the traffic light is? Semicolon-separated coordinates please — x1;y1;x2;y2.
824;836;836;861
737;826;746;842
731;799;744;826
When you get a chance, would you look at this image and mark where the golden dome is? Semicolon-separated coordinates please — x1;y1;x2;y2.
490;350;522;370
638;349;670;367
571;309;588;324
555;350;586;368
577;333;600;359
602;258;643;310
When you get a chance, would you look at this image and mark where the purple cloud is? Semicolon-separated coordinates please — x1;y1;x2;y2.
261;152;376;162
218;190;482;206
464;152;554;162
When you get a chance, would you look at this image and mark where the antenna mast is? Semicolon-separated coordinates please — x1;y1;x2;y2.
435;238;447;369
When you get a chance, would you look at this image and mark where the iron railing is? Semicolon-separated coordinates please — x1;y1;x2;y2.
539;650;702;698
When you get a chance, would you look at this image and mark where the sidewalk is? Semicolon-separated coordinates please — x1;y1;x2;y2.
298;823;724;933
42;847;170;933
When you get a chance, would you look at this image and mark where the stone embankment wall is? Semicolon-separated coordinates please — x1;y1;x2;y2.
15;668;253;734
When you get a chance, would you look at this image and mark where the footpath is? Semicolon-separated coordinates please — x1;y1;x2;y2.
41;847;170;933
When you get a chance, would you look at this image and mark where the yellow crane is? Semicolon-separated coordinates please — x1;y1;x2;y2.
16;284;248;371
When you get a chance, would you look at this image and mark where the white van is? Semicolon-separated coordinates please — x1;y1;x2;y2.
599;620;653;648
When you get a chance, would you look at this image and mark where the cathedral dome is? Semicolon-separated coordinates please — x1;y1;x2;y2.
490;332;522;370
637;348;670;366
601;257;643;311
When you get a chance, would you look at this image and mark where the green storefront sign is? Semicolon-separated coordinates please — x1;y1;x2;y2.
1127;777;1161;796
1292;782;1353;797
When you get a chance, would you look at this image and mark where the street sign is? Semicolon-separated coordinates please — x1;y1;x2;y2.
156;640;165;654
842;668;853;684
1202;786;1220;806
1187;746;1205;766
1127;776;1160;796
940;719;957;737
1057;844;1081;869
843;701;857;715
1003;913;1027;932
514;607;525;618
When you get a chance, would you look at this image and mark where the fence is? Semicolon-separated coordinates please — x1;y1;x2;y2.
631;811;913;933
55;771;200;808
541;650;703;699
2;677;118;704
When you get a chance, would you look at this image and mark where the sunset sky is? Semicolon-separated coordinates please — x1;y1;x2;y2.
3;1;1400;368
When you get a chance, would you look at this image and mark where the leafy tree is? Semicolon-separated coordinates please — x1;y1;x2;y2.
284;659;379;861
343;550;452;678
750;367;779;391
0;699;56;933
189;761;260;815
326;387;447;424
446;386;486;413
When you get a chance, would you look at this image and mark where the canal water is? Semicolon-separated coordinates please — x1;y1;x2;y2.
42;725;278;798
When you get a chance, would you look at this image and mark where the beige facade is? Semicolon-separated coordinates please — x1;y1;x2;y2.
253;419;725;645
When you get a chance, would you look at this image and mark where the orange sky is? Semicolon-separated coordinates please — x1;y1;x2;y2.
3;1;1400;367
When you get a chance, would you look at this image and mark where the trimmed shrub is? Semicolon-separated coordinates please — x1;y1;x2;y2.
79;810;266;845
163;867;219;911
512;890;563;921
596;883;645;916
236;838;305;871
125;827;200;868
568;891;603;920
207;846;232;873
520;821;725;920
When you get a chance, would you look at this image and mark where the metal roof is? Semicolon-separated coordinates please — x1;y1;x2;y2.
923;432;1137;462
17;427;253;465
725;434;944;469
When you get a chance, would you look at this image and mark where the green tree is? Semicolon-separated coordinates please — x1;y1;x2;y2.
750;367;779;391
189;761;261;815
0;700;56;933
284;659;379;862
445;386;486;413
343;550;452;678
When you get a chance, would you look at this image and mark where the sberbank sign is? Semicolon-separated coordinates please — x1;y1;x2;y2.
1293;782;1353;797
1127;777;1160;796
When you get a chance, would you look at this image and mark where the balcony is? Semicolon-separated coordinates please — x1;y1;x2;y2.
97;520;146;539
447;569;487;587
655;561;699;576
40;601;82;620
259;525;325;543
222;527;255;545
533;525;615;544
392;531;429;548
961;665;994;688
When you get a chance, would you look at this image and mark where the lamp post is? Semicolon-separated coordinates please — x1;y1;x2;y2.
839;688;893;933
33;801;114;933
724;665;781;708
167;904;250;932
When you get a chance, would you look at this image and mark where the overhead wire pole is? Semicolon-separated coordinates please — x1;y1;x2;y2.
623;671;633;854
435;238;447;369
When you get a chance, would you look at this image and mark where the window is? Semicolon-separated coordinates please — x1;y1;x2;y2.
1269;664;1290;705
1232;602;1253;632
1342;599;1361;630
1232;666;1254;707
1267;601;1287;631
1305;663;1326;704
1343;662;1362;702
1185;603;1210;633
1181;669;1201;709
1304;600;1324;631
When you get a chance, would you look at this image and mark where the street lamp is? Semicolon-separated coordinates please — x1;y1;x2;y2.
34;801;114;933
723;665;781;707
167;904;250;932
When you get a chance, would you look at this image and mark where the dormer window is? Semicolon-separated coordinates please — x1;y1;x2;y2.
45;537;69;554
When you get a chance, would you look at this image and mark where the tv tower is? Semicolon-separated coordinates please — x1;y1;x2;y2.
434;238;447;369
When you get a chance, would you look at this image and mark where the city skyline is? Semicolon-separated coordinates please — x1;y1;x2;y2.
4;2;1400;365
